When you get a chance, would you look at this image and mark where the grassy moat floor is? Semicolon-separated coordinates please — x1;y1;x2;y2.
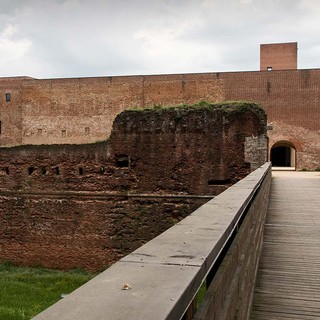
0;262;96;320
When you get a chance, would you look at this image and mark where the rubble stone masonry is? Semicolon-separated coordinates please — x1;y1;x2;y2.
0;102;267;270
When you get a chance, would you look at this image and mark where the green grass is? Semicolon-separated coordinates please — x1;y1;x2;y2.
0;262;96;320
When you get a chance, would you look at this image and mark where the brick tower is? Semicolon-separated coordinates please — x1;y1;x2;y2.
260;42;297;71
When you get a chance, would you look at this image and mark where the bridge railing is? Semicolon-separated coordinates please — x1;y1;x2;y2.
33;162;272;320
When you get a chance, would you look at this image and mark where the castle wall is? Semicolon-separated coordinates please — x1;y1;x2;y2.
0;102;266;195
0;68;319;169
109;103;267;195
20;74;223;145
0;194;203;271
0;77;25;145
222;70;320;169
0;102;267;270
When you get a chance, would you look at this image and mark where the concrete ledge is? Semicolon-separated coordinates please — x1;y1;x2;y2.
33;162;271;320
194;164;272;320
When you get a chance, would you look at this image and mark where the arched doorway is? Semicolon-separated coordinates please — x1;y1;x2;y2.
270;141;296;169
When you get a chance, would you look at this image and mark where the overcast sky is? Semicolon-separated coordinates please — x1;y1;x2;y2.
1;0;319;79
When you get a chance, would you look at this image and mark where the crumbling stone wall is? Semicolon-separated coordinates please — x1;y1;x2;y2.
109;102;267;195
0;102;267;195
0;102;267;270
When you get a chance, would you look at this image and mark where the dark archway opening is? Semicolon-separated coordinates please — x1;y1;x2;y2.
271;146;291;166
270;141;296;168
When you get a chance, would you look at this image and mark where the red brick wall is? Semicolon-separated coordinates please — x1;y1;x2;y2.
260;42;297;71
0;194;204;271
1;67;319;169
0;102;267;270
0;77;26;145
0;102;267;195
19;74;223;145
109;103;267;195
222;70;320;169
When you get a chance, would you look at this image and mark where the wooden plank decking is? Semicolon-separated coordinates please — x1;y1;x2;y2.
251;171;320;320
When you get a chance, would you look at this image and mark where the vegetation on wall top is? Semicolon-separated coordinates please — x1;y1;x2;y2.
125;100;266;123
129;100;263;114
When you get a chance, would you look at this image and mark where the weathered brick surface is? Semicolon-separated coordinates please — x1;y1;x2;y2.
0;68;318;169
0;102;267;270
109;103;267;195
268;121;320;170
222;70;320;169
0;102;267;195
0;194;204;271
19;75;224;146
0;77;26;146
260;42;297;70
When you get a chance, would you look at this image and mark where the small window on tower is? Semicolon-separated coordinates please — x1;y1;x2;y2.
5;93;11;102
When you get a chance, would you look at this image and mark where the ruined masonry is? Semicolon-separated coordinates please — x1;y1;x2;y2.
0;102;267;271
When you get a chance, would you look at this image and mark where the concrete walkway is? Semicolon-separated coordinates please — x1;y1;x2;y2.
251;171;320;319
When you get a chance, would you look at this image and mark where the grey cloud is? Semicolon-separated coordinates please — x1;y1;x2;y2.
0;0;319;78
